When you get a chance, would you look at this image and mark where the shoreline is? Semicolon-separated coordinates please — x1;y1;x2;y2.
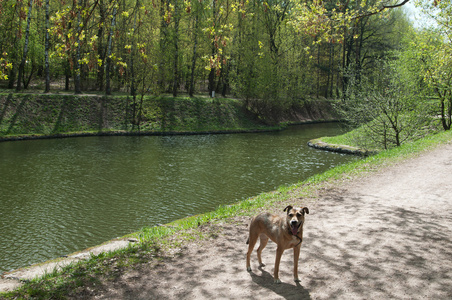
0;120;338;143
0;237;140;292
307;138;377;156
0;94;340;144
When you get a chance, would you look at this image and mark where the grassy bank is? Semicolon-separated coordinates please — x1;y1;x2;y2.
0;93;338;141
0;94;268;139
317;121;443;154
2;125;451;299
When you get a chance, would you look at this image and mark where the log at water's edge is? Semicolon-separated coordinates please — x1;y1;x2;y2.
307;139;377;156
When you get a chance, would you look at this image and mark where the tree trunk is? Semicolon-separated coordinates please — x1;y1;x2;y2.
330;43;335;97
208;0;217;98
96;0;106;91
341;26;347;97
316;40;320;98
44;0;50;93
189;14;199;97
8;1;21;89
106;2;117;95
221;63;228;97
158;0;169;92
448;97;452;130
16;0;33;91
172;0;180;97
325;42;333;98
74;0;83;94
129;0;139;98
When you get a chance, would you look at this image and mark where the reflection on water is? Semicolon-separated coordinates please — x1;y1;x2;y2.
0;123;358;273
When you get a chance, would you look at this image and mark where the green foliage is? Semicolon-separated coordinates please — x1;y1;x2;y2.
337;60;436;150
290;0;412;44
0;0;412;111
403;29;452;130
404;0;452;130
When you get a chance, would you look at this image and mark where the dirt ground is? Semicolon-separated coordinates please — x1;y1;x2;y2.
78;143;452;299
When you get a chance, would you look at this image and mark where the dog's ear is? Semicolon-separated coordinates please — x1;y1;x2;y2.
302;207;309;215
284;205;293;213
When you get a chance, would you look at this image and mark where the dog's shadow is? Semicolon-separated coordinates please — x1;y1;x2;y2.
249;266;311;300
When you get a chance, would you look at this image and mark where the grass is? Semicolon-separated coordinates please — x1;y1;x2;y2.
2;129;452;299
0;94;337;141
318;124;385;154
0;94;278;140
320;120;444;153
320;127;364;148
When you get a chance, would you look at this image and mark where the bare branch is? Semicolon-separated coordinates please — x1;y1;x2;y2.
354;0;411;20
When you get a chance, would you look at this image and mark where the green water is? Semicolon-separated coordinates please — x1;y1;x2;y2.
0;123;358;273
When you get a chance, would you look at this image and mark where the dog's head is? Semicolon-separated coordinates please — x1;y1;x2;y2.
284;205;309;236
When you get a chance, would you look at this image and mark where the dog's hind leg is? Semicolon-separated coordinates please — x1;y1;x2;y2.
256;234;269;268
246;232;259;272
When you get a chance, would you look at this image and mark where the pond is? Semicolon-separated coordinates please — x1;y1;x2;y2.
0;123;358;273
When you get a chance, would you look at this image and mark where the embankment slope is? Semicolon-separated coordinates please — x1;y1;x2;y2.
0;94;337;141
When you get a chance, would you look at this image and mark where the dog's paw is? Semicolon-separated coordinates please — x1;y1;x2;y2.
274;279;281;284
247;266;251;272
294;277;301;283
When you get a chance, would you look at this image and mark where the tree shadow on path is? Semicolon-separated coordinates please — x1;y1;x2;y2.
302;188;452;299
89;218;313;300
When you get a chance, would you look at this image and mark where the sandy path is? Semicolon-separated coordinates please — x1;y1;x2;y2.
86;143;452;299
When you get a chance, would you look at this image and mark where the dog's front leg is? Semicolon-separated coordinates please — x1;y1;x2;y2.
273;247;284;283
293;245;301;282
257;235;269;268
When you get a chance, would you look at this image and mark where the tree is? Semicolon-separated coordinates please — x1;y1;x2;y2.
188;0;203;97
172;0;181;96
44;0;50;93
410;30;452;130
106;0;118;95
0;0;419;104
16;0;33;91
204;0;233;98
338;61;432;149
74;0;83;94
0;54;12;81
290;0;411;44
96;0;107;91
0;1;14;80
3;0;23;88
412;0;452;130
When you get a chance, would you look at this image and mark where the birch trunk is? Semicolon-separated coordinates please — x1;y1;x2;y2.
189;15;199;97
172;0;180;97
16;0;33;91
74;0;83;94
44;0;50;93
106;2;117;95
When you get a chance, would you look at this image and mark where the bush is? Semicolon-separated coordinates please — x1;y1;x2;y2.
337;62;436;150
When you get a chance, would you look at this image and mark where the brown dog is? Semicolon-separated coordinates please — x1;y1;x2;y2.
246;205;309;283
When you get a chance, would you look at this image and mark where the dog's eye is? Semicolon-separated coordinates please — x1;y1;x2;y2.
297;212;302;216
288;213;294;217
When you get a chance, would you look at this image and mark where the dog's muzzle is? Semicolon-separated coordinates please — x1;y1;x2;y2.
290;221;300;236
